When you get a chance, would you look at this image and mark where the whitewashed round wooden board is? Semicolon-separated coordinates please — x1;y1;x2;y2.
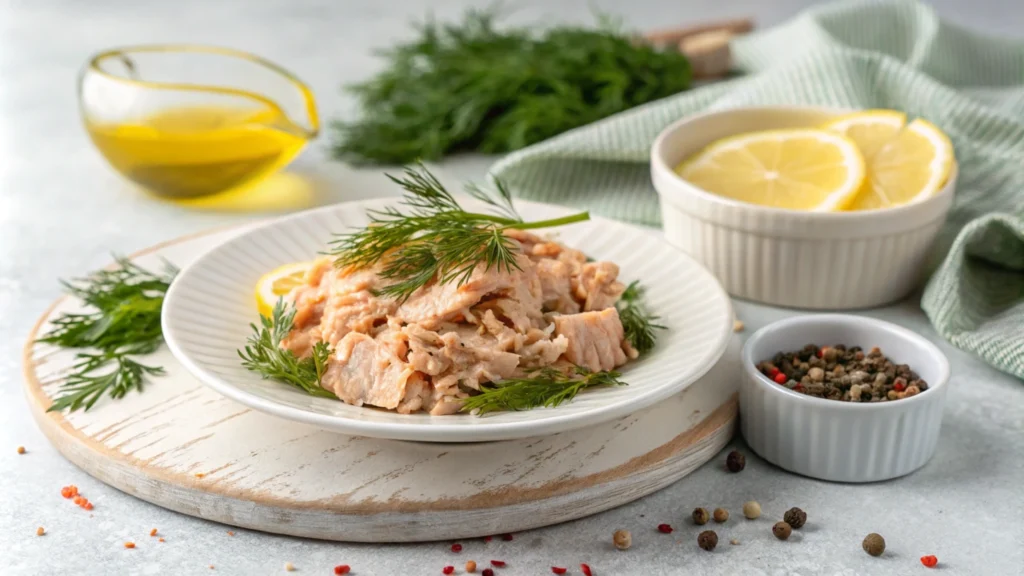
23;225;740;542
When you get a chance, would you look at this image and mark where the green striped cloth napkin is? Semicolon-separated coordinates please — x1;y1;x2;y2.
489;0;1024;380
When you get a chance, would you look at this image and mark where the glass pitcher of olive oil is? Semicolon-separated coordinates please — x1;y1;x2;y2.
78;45;319;199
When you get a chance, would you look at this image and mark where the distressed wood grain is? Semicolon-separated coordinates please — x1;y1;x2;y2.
22;226;738;542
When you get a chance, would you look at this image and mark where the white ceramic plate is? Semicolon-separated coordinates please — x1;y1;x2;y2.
162;198;733;442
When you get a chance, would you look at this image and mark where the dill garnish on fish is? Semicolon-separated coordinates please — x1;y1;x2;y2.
328;163;590;302
617;280;665;355
459;366;627;415
238;300;336;399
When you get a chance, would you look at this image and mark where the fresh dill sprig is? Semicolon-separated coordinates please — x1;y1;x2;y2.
238;300;337;399
617;280;665;355
47;353;165;413
331;8;692;164
460;366;626;415
39;257;176;412
328;163;590;301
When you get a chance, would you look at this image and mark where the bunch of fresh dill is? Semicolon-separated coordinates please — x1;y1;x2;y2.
331;8;692;164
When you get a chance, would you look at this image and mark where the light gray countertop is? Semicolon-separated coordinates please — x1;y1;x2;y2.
2;1;1023;575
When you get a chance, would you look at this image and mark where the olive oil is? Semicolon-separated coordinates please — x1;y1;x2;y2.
85;105;309;198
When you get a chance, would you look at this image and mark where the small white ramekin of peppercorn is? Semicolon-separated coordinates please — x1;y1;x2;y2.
740;314;950;482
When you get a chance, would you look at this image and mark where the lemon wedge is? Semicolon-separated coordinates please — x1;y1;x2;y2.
677;129;865;211
254;261;313;317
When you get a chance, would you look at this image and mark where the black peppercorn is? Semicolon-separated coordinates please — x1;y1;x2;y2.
697;530;718;551
726;450;746;473
692;507;710;525
772;521;792;540
783;507;806;529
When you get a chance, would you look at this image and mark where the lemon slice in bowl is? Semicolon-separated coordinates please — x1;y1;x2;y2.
823;109;907;160
846;118;954;211
677;129;866;211
254;261;313;317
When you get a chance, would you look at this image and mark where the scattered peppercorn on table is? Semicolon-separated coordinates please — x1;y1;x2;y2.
5;0;1024;575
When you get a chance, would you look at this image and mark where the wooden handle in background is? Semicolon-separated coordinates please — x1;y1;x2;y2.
643;17;755;80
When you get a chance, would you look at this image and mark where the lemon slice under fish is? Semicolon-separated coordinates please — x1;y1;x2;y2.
254;261;313;317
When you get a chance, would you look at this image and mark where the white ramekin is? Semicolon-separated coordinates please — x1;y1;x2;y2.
651;106;957;309
740;314;950;483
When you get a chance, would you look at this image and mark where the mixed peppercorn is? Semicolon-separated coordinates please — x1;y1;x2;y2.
863;533;886;556
757;344;928;402
725;450;745;472
783;507;807;529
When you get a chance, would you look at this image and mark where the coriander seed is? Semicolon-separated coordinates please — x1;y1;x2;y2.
613;529;631;550
726;450;745;472
742;501;761;519
862;533;885;556
692;507;710;525
713;508;729;523
697;530;718;551
772;521;792;540
783;507;806;529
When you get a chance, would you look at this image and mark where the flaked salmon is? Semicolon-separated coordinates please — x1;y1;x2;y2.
284;233;635;414
553;308;630;372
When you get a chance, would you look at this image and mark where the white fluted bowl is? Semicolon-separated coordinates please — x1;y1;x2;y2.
740;314;950;483
651;106;957;309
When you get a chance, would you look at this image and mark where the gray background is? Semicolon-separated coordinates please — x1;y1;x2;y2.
2;1;1023;574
